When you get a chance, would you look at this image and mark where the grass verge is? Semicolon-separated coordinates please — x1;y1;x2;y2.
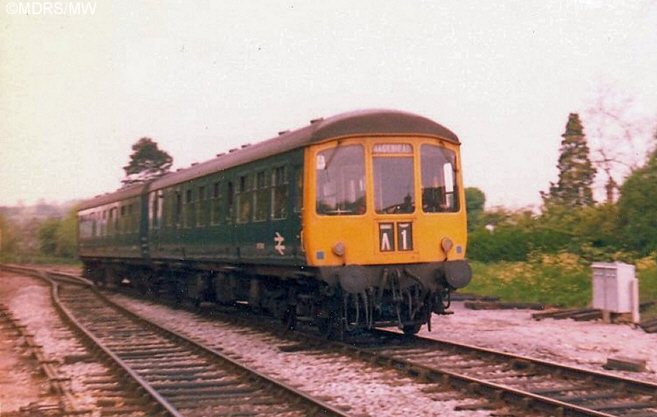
466;253;657;310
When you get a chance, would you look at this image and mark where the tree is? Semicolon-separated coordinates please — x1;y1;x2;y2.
584;86;654;203
56;207;78;258
0;211;18;257
122;137;173;185
541;113;597;208
465;187;486;232
37;219;60;256
618;148;657;256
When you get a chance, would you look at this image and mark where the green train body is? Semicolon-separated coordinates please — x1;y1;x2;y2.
79;150;306;270
78;110;471;335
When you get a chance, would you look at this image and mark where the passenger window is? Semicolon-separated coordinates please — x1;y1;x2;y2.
119;206;125;235
272;166;288;220
152;190;163;229
101;210;107;236
294;167;303;214
185;189;195;228
92;214;97;238
197;186;207;227
110;207;118;235
254;171;269;222
211;181;222;225
175;191;182;226
165;190;175;227
226;182;234;223
237;175;252;224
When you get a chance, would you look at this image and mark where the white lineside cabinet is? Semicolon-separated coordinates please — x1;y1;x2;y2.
592;262;637;313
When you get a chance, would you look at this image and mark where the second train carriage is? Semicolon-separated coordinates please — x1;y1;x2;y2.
78;109;472;334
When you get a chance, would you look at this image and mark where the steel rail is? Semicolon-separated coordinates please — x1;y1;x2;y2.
344;329;657;417
83;283;355;417
398;329;657;395
345;338;620;417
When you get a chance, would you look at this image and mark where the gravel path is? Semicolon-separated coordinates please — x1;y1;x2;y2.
418;301;657;382
0;303;45;414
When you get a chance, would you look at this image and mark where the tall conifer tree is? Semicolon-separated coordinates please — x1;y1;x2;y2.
541;113;596;208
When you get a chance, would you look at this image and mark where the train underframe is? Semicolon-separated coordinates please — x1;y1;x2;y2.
82;259;470;337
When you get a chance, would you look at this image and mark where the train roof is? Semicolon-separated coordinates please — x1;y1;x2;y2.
78;182;149;211
79;109;458;211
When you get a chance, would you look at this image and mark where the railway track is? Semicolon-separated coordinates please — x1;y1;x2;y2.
154;285;655;417
105;280;657;417
1;266;353;417
334;330;657;417
1;266;156;417
5;265;656;416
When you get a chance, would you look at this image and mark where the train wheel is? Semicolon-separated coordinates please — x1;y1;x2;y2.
170;275;189;305
147;275;161;299
283;305;297;331
316;317;332;337
317;314;344;340
133;270;150;296
402;323;422;335
317;318;330;335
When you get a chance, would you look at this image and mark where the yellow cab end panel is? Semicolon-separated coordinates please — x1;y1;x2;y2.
302;136;468;267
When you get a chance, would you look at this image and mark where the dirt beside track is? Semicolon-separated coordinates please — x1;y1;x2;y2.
419;301;657;381
0;271;52;414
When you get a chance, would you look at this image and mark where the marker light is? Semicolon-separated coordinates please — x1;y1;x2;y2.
441;237;454;253
332;242;346;257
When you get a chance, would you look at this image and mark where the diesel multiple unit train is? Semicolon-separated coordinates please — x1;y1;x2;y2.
77;109;472;335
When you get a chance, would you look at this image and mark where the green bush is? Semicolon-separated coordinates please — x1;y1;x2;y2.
466;254;591;308
468;227;529;262
466;253;657;310
637;256;657;304
466;204;623;264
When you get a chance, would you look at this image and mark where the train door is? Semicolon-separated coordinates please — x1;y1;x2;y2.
266;163;303;264
234;171;260;260
268;165;290;262
290;163;304;262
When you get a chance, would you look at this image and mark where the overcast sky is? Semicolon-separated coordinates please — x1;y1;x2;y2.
2;1;657;209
